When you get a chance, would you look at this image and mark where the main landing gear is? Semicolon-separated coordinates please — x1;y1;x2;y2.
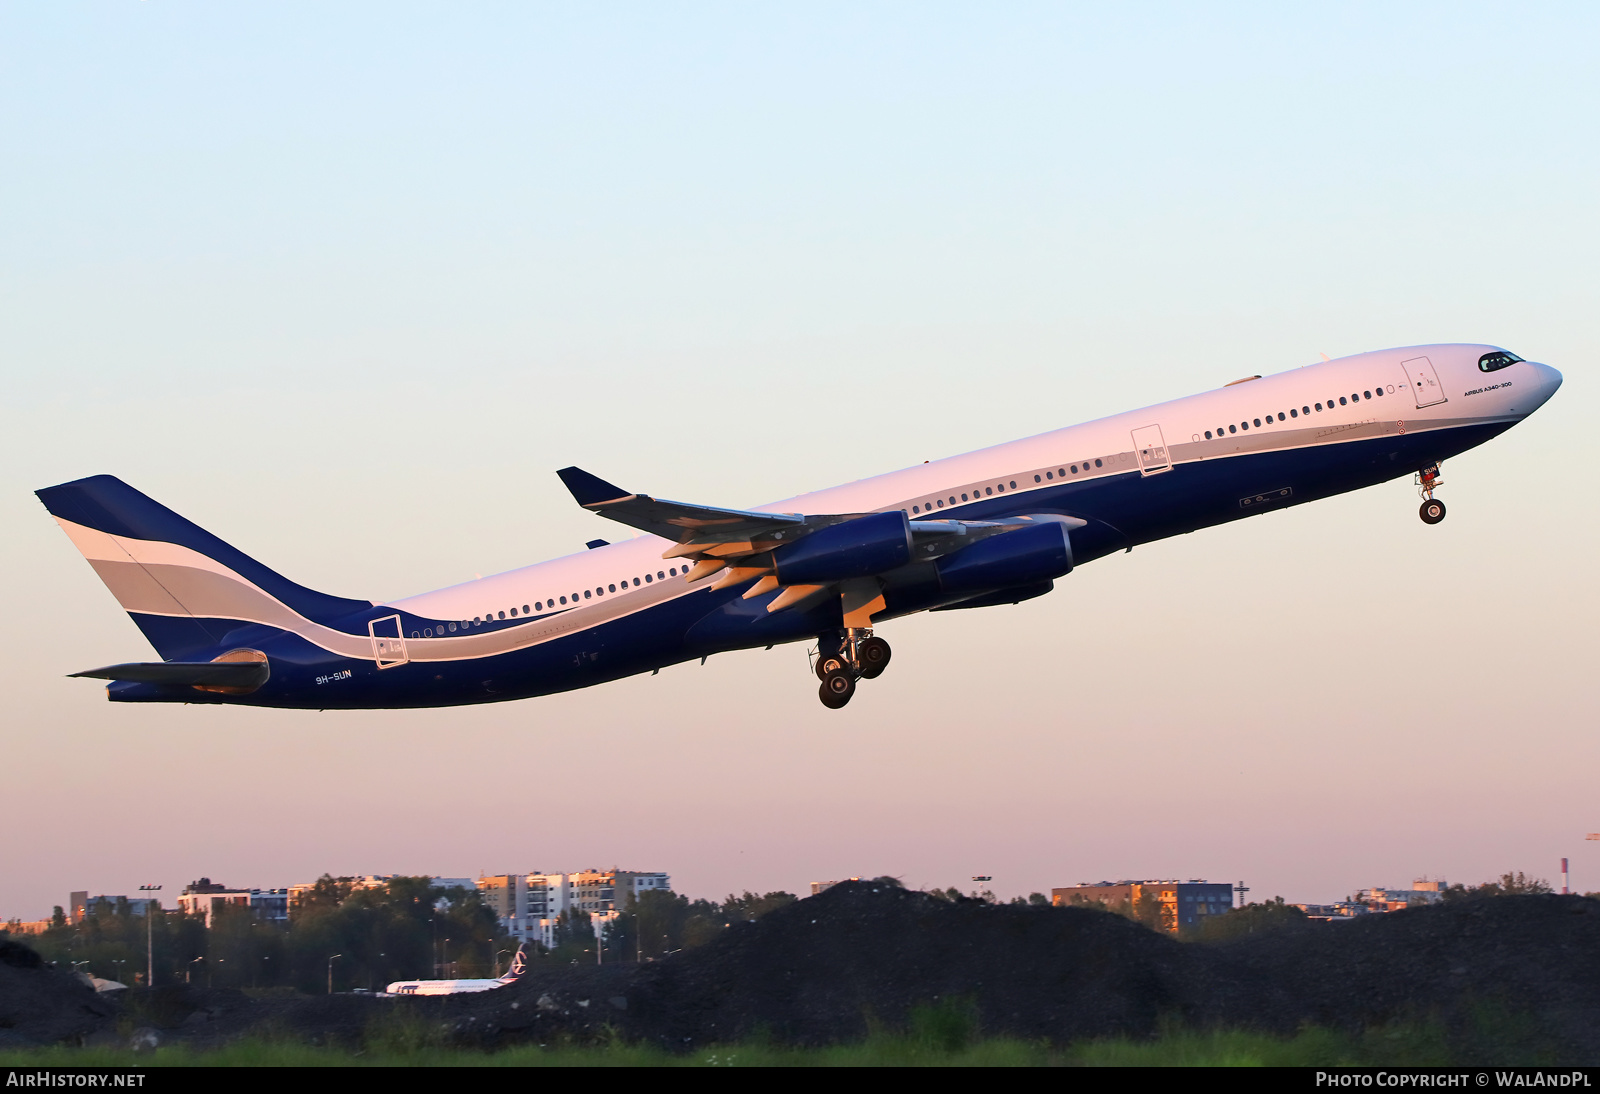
813;628;892;709
1416;463;1446;525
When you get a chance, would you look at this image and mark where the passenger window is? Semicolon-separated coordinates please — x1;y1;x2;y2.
1095;458;1102;467
1229;425;1236;433
670;567;678;576
1302;406;1310;414
1033;475;1041;483
496;611;504;619
913;505;920;513
523;604;530;613
510;608;517;617
448;622;457;632
1375;387;1384;396
583;590;591;599
985;487;993;496
1340;396;1347;405
1289;409;1297;418
1070;465;1077;473
1205;430;1212;439
961;493;969;501
1278;413;1285;421
606;584;614;593
1242;421;1249;430
1363;390;1371;399
1009;480;1016;489
1056;469;1065;477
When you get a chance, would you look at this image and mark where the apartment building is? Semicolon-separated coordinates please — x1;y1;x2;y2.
477;869;671;947
1051;879;1235;933
176;879;290;928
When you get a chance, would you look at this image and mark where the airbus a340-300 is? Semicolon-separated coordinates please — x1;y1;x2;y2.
38;344;1561;710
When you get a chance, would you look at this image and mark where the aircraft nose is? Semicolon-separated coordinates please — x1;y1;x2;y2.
1531;361;1563;396
1522;361;1563;413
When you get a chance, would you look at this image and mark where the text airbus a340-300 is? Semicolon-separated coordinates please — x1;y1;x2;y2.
38;344;1561;710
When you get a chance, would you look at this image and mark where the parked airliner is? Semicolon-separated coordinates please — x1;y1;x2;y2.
385;943;527;996
38;344;1560;709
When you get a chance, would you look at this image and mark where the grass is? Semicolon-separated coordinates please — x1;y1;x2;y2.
0;997;1568;1067
0;1020;1527;1067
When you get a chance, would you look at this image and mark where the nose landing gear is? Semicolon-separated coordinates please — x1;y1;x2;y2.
1416;464;1446;524
812;628;892;708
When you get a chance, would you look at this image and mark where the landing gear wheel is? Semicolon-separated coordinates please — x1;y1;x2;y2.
1419;498;1446;525
857;636;892;680
818;670;855;709
815;653;847;681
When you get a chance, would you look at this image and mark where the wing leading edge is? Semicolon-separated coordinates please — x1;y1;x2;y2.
555;467;1083;625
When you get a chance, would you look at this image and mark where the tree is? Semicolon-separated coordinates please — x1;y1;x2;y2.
1442;872;1554;901
721;890;797;923
1193;896;1307;941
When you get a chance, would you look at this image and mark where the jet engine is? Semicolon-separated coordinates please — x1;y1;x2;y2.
772;511;913;585
935;520;1073;593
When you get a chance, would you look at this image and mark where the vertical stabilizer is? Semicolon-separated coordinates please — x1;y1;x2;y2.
36;475;372;660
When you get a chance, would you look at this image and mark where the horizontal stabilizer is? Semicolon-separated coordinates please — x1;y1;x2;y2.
70;660;270;690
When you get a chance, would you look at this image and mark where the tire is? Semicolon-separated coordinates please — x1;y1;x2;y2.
1419;499;1446;525
858;637;892;680
818;670;855;709
814;653;847;681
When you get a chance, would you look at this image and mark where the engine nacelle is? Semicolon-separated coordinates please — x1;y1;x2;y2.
773;511;913;585
936;521;1073;593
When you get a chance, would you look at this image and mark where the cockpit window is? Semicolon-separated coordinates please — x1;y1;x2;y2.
1479;351;1523;373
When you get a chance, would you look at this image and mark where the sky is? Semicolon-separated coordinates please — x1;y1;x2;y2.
2;2;1597;920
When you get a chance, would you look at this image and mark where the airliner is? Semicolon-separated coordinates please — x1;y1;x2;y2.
38;344;1561;710
385;943;527;996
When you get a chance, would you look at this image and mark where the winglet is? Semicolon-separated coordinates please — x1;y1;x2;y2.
556;467;633;508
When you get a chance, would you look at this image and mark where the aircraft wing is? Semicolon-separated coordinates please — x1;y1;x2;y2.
557;466;1080;580
557;466;805;544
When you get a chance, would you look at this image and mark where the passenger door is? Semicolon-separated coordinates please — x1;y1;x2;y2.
1131;424;1172;476
368;614;409;668
1401;356;1448;409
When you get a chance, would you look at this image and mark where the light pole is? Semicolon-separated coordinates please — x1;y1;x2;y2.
139;885;161;987
328;954;342;995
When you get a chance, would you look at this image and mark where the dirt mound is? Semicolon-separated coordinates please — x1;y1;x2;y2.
617;880;1225;1047
0;938;118;1046
1217;894;1600;1059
